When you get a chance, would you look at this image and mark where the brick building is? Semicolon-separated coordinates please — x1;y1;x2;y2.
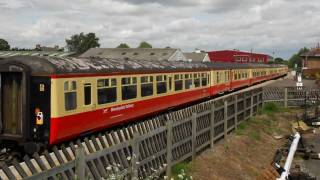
301;48;320;78
207;50;270;64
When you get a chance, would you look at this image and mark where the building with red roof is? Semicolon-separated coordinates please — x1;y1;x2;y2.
207;50;271;64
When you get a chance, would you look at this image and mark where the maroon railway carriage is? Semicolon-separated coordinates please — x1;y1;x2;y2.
0;56;287;154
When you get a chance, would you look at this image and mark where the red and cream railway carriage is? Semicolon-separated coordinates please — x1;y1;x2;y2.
0;56;287;153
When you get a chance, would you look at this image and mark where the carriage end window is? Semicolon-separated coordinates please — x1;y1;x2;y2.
64;81;77;111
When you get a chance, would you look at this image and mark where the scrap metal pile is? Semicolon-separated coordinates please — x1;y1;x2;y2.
271;102;320;180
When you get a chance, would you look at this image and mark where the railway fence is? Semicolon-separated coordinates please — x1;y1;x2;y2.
0;88;263;180
263;87;320;107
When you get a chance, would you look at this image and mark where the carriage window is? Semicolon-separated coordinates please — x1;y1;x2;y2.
201;73;207;86
64;81;77;111
97;78;117;104
174;74;183;91
122;77;137;100
185;74;193;89
157;75;167;94
194;73;201;87
141;76;153;97
84;83;91;105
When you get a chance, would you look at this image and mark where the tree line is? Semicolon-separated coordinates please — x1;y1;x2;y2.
0;32;153;55
0;32;312;65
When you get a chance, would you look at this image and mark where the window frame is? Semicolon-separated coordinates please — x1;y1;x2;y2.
64;80;77;111
97;78;117;105
121;77;137;100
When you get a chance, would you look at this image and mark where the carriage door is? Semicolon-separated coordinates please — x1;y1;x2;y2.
0;72;23;135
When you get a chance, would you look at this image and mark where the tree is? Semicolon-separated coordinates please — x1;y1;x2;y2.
288;47;310;68
66;32;100;54
272;57;287;64
0;39;10;51
138;41;152;48
117;43;130;48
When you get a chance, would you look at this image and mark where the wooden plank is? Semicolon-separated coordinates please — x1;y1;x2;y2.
224;100;228;139
75;147;86;180
210;103;216;147
165;120;173;178
8;166;22;180
12;160;28;178
0;169;9;180
19;162;32;177
0;163;18;180
192;113;197;160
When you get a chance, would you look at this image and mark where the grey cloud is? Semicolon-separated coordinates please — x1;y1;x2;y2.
115;0;198;7
1;0;320;59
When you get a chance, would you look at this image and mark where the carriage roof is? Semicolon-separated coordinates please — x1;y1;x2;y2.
0;56;282;75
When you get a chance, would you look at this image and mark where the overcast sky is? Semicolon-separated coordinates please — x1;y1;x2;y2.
1;0;319;59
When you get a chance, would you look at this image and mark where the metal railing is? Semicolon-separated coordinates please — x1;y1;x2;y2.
263;87;320;107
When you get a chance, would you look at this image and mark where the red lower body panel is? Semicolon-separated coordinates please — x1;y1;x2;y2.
49;73;285;145
230;79;250;90
50;87;211;144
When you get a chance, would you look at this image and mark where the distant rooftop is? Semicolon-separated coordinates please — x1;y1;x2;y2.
183;52;210;62
0;51;75;59
300;48;320;57
80;48;187;61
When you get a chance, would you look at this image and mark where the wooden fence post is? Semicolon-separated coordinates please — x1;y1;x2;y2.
224;100;228;139
284;87;288;108
234;95;238;129
210;103;215;148
75;146;86;180
192;113;197;160
250;92;254;117
131;132;140;180
166;119;173;178
261;88;266;106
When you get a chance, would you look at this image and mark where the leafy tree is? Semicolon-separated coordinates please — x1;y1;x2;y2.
117;43;130;48
138;41;152;48
274;57;284;63
0;39;10;50
288;47;310;68
66;32;100;54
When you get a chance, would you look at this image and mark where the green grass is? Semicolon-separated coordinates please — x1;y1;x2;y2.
172;162;190;179
235;121;249;135
235;102;290;139
249;129;261;140
258;102;290;115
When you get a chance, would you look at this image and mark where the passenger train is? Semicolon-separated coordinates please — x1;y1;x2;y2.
0;56;287;153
